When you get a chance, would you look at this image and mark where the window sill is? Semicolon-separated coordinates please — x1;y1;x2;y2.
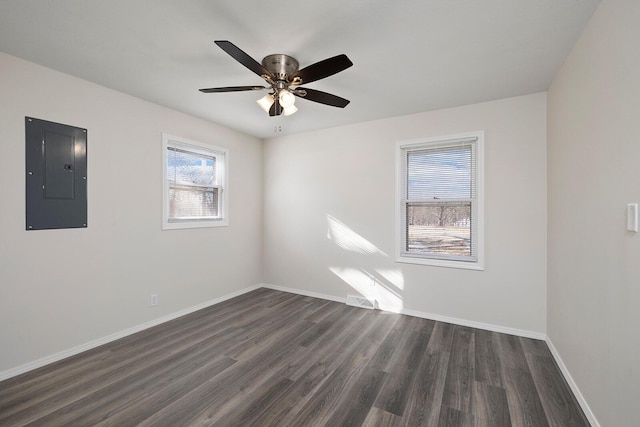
396;254;484;270
162;219;228;230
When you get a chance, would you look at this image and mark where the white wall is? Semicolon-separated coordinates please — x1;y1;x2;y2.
0;53;263;373
547;0;640;426
263;93;547;334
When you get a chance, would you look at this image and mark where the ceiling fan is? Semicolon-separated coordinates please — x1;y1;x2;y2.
199;41;353;117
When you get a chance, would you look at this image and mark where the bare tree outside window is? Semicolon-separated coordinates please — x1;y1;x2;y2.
406;202;471;256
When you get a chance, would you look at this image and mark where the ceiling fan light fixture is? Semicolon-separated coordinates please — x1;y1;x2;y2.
283;104;298;116
278;89;296;108
257;93;275;112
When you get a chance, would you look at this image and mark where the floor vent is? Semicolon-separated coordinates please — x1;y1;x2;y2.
345;295;376;310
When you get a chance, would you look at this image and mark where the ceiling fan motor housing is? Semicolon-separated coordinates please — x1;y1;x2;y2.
262;54;299;80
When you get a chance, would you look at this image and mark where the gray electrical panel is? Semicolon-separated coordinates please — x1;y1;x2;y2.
25;117;87;230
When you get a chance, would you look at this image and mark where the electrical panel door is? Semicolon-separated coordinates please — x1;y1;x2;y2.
25;117;87;230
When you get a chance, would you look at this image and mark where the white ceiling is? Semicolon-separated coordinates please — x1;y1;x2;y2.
0;0;600;139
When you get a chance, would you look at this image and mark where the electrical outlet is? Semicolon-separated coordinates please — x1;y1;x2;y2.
150;294;159;307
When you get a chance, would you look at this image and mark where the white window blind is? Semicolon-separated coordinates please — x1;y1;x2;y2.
398;135;482;266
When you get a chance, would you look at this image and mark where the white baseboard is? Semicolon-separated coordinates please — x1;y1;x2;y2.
259;283;546;340
545;337;600;427
398;307;546;340
0;285;260;382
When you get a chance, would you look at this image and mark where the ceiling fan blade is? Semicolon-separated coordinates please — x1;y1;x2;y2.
214;40;274;79
199;85;267;93
289;54;353;85
269;99;283;116
295;88;350;108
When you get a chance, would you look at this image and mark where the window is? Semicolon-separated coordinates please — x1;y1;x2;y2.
162;134;228;229
396;132;484;269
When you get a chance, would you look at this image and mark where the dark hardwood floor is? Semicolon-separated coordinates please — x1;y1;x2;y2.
0;288;590;426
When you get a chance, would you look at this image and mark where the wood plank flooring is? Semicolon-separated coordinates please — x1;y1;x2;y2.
0;289;590;426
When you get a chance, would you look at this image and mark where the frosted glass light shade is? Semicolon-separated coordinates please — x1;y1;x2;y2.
279;90;296;108
257;94;275;112
283;105;298;116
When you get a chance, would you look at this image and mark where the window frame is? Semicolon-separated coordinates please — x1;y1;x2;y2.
395;131;484;270
162;133;228;230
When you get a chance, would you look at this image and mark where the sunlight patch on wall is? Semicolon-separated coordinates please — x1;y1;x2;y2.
374;269;405;290
327;215;387;256
329;267;404;312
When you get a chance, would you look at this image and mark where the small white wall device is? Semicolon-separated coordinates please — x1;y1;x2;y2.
627;203;638;232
